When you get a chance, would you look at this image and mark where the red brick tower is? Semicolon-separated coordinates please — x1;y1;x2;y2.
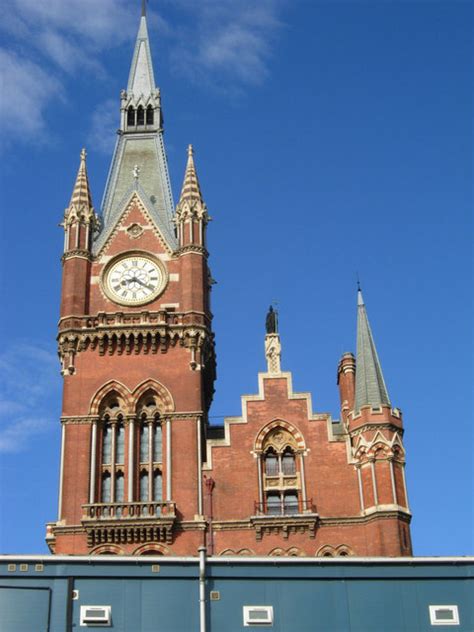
47;9;215;555
47;8;412;558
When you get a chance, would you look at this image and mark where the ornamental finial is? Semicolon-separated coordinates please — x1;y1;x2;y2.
80;148;87;162
188;144;194;157
141;0;147;17
133;164;140;181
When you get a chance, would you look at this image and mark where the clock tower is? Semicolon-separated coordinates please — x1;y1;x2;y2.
47;8;215;555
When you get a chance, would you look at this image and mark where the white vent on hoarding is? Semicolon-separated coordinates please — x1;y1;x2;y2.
80;605;112;626
429;605;460;626
243;606;274;626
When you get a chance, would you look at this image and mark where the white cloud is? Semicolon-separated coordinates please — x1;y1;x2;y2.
88;99;119;155
0;0;284;149
0;49;63;140
166;0;284;89
0;344;60;453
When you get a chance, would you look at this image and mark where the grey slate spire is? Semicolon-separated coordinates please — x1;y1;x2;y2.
354;288;391;413
94;5;176;254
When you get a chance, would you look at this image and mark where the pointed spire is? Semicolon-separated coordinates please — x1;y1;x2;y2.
127;6;156;97
179;145;204;205
354;287;391;413
67;148;93;214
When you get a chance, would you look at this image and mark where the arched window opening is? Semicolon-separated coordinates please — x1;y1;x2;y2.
283;491;299;515
102;424;112;465
146;106;154;125
115;472;124;503
140;424;149;463
139;471;149;502
101;472;111;503
127;106;135;126
323;552;333;558
154;423;162;462
153;470;162;502
282;448;296;475
339;551;348;557
260;426;304;516
266;493;281;516
116;422;125;464
137;106;144;126
264;449;278;476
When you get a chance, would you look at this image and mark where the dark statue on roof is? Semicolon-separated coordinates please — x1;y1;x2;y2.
265;305;278;334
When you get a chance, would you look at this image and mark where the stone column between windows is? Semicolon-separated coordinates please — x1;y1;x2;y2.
89;420;98;504
58;423;66;519
299;453;307;509
389;458;398;505
356;464;365;513
256;454;263;509
166;417;172;501
148;419;154;501
128;418;135;502
110;421;117;503
370;459;378;506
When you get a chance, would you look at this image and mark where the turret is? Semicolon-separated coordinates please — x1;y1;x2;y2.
175;145;210;249
60;149;98;319
346;288;411;552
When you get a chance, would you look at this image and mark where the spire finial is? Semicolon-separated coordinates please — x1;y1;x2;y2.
141;0;147;17
188;144;194;157
80;148;87;163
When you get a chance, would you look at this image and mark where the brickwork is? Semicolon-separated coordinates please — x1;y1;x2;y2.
46;9;412;559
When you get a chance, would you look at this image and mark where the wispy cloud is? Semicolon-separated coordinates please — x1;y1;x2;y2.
0;344;60;453
88;99;119;155
0;0;137;150
0;0;285;149
166;0;284;90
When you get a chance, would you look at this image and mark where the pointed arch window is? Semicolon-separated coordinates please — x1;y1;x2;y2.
154;423;162;462
153;470;162;502
115;472;124;503
101;472;111;503
116;423;125;464
258;426;307;516
102;424;112;465
146;105;154;125
137;105;145;126
140;424;149;462
127;106;135;127
139;471;149;502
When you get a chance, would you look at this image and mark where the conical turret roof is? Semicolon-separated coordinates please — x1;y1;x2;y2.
354;288;391;413
67;148;94;216
178;145;204;204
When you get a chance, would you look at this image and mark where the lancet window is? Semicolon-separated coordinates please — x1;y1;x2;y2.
127;106;135;127
259;427;305;516
137;105;145;126
91;389;167;509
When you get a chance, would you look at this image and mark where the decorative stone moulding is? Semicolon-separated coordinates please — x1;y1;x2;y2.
126;223;144;239
250;514;318;541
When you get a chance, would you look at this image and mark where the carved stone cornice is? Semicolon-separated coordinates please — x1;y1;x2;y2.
175;245;208;257
61;415;97;425
62;249;92;262
318;510;411;527
350;423;404;437
57;310;216;373
250;513;319;541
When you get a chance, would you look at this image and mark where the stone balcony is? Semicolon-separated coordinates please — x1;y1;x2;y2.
82;501;176;547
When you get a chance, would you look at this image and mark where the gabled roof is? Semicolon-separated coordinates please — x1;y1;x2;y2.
354;289;391;413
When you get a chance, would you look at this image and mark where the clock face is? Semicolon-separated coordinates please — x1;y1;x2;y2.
104;254;165;305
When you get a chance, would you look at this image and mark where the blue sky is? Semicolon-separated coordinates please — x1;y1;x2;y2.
0;0;472;556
